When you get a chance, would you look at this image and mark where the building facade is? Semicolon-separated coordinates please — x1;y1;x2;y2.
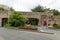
0;5;60;27
0;10;57;27
21;12;54;26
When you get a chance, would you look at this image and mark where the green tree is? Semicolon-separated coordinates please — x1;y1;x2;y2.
10;7;14;11
0;8;4;11
31;5;45;12
44;8;52;12
52;9;60;16
9;11;26;27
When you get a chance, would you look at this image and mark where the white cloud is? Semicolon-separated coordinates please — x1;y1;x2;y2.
47;0;60;11
0;0;60;11
0;0;13;7
12;0;40;11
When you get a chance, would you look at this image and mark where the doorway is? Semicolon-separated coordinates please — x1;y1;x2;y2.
2;18;8;27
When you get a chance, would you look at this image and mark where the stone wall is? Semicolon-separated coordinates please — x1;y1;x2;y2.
0;11;58;27
21;12;53;26
54;16;60;25
0;11;8;26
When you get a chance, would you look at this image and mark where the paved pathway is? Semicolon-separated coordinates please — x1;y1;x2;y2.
38;27;60;34
0;27;59;40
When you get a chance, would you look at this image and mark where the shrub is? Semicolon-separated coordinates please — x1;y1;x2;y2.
26;18;39;25
19;25;37;30
0;8;5;11
5;23;18;29
4;23;11;28
9;11;26;27
53;23;60;29
53;23;57;27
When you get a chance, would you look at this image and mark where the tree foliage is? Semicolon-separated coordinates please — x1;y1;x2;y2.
31;5;60;16
52;9;60;16
10;8;14;11
9;11;26;27
31;5;45;12
0;8;4;11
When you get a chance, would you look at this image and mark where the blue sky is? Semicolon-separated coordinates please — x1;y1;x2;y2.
0;0;60;11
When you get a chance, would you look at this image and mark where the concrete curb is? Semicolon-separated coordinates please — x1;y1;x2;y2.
6;28;55;35
38;31;55;34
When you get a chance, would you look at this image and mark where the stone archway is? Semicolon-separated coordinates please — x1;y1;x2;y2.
41;15;48;26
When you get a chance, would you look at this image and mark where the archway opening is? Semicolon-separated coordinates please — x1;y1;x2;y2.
2;18;8;27
26;18;39;25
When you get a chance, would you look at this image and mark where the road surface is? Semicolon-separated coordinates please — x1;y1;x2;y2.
0;27;59;40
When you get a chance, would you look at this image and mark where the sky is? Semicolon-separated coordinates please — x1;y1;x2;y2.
0;0;60;11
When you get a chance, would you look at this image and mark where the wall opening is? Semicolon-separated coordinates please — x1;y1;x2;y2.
2;18;8;27
26;18;39;25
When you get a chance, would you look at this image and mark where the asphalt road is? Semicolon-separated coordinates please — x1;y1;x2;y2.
0;27;59;40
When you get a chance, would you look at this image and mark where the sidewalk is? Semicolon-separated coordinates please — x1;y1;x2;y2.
38;26;60;35
38;27;55;34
